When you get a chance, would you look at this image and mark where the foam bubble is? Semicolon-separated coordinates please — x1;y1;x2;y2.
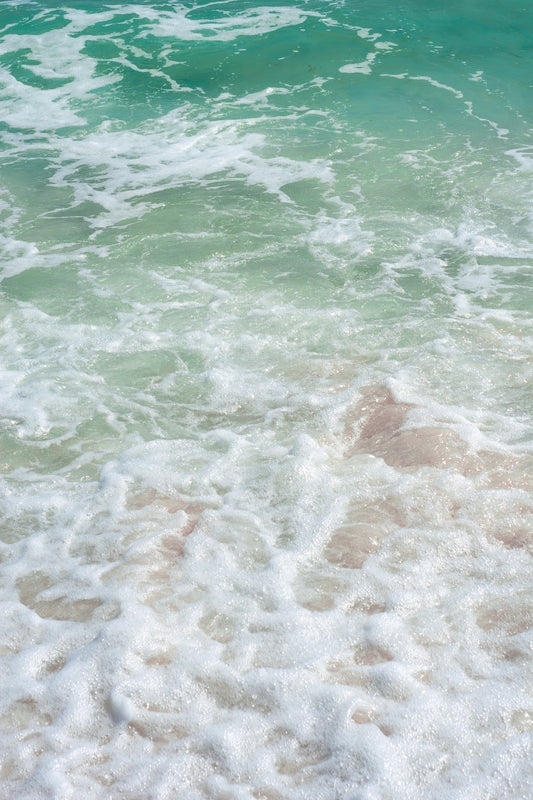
129;4;318;42
0;27;119;130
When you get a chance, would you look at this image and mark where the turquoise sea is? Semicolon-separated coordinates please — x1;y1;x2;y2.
0;1;532;798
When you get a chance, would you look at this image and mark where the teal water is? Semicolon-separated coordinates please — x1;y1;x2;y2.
0;2;532;798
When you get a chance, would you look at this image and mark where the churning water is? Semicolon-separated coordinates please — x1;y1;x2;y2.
0;1;532;798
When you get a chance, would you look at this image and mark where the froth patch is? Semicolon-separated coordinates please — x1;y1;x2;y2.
476;598;533;636
319;384;533;573
41;115;334;230
489;516;533;551
324;524;383;569
102;492;220;601
16;570;114;623
117;4;318;42
342;385;474;471
339;28;396;75
0;27;119;130
130;489;211;539
323;496;397;571
343;384;533;484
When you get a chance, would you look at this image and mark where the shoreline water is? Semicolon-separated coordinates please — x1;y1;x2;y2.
0;2;532;797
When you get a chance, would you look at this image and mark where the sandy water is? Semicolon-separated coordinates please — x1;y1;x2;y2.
0;1;532;797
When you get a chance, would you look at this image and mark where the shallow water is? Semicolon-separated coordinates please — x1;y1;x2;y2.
0;1;532;798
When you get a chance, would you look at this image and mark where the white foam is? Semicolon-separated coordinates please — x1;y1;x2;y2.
339;52;378;75
382;71;463;98
464;100;509;138
340;30;396;75
23;109;335;230
409;74;463;99
115;4;319;42
0;28;119;130
505;146;533;171
1;304;532;798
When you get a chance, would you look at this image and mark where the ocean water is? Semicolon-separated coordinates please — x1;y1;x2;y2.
0;0;532;797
